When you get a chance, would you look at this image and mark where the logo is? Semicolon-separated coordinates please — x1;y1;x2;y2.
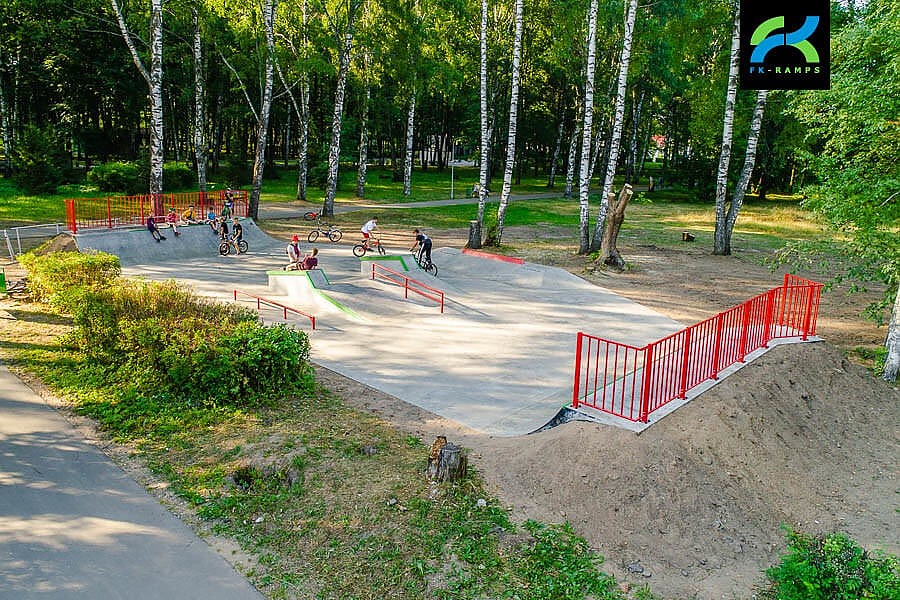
740;1;830;90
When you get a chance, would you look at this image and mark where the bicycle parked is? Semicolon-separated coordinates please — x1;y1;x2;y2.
219;235;249;256
352;235;386;257
307;219;343;243
303;210;321;221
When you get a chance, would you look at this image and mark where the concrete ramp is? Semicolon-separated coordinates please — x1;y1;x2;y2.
75;219;280;264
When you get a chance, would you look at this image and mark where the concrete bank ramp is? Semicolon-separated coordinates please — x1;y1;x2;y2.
74;219;280;264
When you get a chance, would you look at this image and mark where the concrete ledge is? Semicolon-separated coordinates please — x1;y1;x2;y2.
357;254;410;275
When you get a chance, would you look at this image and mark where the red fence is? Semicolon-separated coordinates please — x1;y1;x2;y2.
233;289;316;330
572;274;823;423
370;263;445;312
64;190;249;233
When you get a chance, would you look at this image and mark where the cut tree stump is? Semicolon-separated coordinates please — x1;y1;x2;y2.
427;436;468;482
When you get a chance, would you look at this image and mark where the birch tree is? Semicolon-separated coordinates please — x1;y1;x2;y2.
0;43;11;177
111;0;164;196
493;0;524;245
356;84;370;197
248;0;279;220
712;10;741;255
547;113;564;187
402;92;416;196
577;0;599;254
191;6;207;192
717;90;767;255
590;0;638;253
321;0;363;218
470;0;490;248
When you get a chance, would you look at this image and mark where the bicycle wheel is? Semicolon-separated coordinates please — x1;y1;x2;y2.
352;243;367;257
328;228;343;243
376;243;386;256
238;240;249;254
308;230;320;243
425;263;438;276
218;242;230;256
303;211;318;221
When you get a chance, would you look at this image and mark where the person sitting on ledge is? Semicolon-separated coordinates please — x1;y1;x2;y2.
298;247;319;270
166;207;181;236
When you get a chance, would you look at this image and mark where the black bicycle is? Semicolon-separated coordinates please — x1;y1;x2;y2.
307;219;343;243
219;235;249;256
412;250;438;276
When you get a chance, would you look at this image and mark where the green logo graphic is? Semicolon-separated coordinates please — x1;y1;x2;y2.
750;16;821;64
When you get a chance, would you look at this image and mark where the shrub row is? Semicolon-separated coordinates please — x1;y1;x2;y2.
23;250;314;408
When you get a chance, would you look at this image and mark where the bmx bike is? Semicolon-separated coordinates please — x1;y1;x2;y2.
411;250;438;276
307;219;343;243
303;210;321;221
352;236;386;257
219;235;249;256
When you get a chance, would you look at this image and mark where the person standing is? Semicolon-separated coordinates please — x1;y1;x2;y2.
229;217;244;253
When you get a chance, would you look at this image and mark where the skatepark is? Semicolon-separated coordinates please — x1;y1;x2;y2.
75;217;689;436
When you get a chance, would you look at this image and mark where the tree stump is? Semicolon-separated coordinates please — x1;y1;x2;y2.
467;220;482;249
427;436;468;482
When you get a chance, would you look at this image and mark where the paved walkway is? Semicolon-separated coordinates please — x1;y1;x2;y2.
0;366;263;599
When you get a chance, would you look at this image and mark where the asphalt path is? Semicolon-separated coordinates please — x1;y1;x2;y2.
0;366;263;599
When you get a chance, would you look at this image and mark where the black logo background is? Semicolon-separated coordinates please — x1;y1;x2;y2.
739;0;830;90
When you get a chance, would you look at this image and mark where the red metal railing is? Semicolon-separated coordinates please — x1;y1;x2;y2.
233;289;316;330
64;190;249;233
370;263;445;313
573;274;823;423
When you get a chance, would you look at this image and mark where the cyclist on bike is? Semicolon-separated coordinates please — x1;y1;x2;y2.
410;228;432;266
360;217;378;247
218;216;229;243
229;217;243;253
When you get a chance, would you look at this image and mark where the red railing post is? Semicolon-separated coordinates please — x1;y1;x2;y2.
573;333;584;409
738;301;752;362
801;284;815;340
762;289;776;347
711;313;724;380
678;328;692;399
639;344;654;423
371;263;376;280
107;196;112;229
65;199;77;233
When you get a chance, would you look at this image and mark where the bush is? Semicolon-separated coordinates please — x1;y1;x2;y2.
88;161;143;194
19;250;120;304
164;162;194;189
761;529;899;600
218;160;251;188
13;125;68;194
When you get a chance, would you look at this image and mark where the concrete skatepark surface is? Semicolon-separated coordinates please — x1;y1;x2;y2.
76;219;686;436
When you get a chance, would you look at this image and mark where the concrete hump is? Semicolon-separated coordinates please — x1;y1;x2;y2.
74;219;282;265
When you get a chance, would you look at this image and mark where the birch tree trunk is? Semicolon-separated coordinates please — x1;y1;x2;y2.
590;0;638;252
547;114;564;187
192;7;207;193
296;0;310;201
721;90;767;255
563;106;580;199
493;0;524;246
112;0;164;196
470;0;489;248
577;0;599;254
249;0;278;220
0;44;11;177
884;286;900;382
625;89;644;182
321;0;361;218
713;11;741;256
402;92;416;197
356;85;370;198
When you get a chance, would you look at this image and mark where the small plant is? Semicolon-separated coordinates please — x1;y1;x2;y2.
761;528;899;600
19;250;121;303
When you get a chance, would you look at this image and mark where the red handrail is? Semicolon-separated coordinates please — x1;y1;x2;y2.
233;289;316;330
370;262;445;313
573;277;823;423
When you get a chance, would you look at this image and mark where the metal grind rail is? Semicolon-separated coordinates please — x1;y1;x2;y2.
573;274;823;423
65;190;249;233
370;262;445;313
233;289;316;330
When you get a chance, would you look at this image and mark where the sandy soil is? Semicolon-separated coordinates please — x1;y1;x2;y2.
318;226;899;599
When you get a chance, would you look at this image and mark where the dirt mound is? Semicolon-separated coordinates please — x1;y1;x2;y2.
470;342;898;598
34;234;78;255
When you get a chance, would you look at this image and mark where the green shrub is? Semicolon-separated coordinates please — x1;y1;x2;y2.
19;250;120;303
218;160;250;188
761;529;899;600
164;162;195;189
88;161;144;194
